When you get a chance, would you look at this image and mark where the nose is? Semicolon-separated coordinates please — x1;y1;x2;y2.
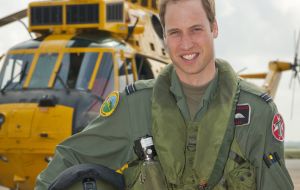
180;33;194;50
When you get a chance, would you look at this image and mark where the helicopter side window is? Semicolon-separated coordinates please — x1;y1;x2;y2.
91;52;114;98
118;58;127;90
118;58;135;90
29;53;58;88
0;54;33;90
54;52;98;90
135;55;154;80
126;58;134;84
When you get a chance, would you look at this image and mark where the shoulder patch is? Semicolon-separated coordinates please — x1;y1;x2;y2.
100;91;119;117
272;113;285;142
234;104;251;126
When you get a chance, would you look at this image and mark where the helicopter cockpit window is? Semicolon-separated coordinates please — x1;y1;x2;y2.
54;52;98;90
91;52;114;98
76;53;98;90
0;54;33;90
29;53;58;88
118;59;127;90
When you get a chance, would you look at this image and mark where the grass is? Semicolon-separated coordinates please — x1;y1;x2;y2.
285;149;300;159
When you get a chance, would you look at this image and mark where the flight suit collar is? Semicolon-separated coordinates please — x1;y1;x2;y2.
169;70;190;121
169;65;219;121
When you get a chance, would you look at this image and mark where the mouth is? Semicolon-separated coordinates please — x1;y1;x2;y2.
181;53;199;61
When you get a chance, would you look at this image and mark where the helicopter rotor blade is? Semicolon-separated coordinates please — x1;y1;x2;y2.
289;73;294;89
236;67;248;74
297;73;300;85
296;31;300;53
290;76;296;119
294;30;300;65
0;9;27;28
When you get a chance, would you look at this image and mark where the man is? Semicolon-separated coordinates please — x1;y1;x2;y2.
36;0;294;189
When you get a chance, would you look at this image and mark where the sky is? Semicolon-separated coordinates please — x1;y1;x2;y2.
215;0;300;142
0;0;299;141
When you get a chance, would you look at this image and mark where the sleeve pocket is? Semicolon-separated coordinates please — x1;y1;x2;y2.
263;163;294;190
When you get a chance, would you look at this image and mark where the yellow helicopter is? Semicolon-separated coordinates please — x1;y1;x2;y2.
0;0;169;189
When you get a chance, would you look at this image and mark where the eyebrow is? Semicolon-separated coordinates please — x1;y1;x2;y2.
166;28;180;34
189;24;203;29
166;24;204;34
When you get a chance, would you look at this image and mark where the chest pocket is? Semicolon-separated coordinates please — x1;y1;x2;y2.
123;160;169;190
214;139;256;190
224;161;256;190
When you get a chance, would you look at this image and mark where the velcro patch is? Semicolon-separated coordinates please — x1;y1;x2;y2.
234;104;251;126
260;93;272;103
272;113;285;142
100;91;120;117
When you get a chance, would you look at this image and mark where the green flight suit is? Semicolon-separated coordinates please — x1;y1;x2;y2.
35;59;293;190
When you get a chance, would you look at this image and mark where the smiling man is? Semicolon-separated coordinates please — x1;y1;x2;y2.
163;0;217;87
36;0;293;189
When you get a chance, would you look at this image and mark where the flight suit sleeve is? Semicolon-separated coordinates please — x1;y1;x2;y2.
35;92;134;189
246;102;294;190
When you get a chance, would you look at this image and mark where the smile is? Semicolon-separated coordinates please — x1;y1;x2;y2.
181;53;199;61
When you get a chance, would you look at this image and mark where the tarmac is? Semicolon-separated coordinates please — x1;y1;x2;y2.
0;159;300;189
286;159;300;189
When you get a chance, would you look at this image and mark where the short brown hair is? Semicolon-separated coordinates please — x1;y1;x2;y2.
159;0;215;29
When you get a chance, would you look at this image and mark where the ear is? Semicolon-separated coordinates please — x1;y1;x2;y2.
212;20;218;38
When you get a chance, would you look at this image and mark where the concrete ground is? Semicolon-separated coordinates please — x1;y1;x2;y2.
286;159;300;189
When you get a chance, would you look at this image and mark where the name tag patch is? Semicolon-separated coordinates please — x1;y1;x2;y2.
234;104;251;126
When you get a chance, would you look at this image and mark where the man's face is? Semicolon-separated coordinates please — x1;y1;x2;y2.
164;0;218;82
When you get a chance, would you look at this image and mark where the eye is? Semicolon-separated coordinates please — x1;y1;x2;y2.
167;30;180;36
192;27;202;32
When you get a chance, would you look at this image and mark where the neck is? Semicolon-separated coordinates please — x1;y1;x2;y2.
176;61;216;87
